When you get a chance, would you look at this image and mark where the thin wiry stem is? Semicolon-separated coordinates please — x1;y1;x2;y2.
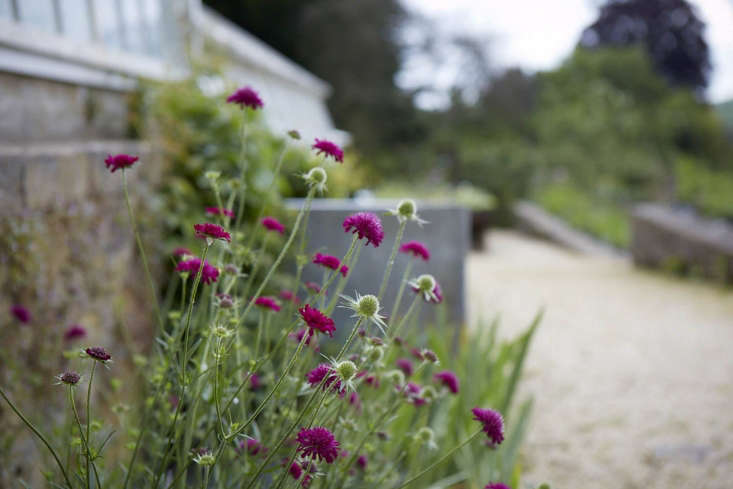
378;220;407;301
122;169;164;333
85;361;96;489
0;387;74;489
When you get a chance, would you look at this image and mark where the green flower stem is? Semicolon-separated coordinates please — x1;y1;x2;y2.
243;232;270;300
245;318;364;489
391;429;483;489
122;403;148;489
69;385;101;489
325;241;364;315
0;387;74;489
378;220;407;301
312;234;359;305
239;187;316;323
123;168;164;333
246;143;289;249
390;293;421;341
85;361;96;489
234;114;249;231
154;244;209;489
390;260;414;319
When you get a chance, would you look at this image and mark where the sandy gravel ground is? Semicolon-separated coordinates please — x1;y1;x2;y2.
467;230;733;489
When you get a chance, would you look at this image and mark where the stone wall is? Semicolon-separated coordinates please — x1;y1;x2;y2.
630;204;733;283
0;73;158;485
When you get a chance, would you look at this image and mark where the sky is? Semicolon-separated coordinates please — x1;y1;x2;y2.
400;0;733;108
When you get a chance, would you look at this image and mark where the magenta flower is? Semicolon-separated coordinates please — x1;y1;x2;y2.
261;216;285;234
58;371;81;385
279;290;300;304
85;346;111;362
305;281;322;294
357;454;368;470
254;296;281;312
312;138;344;163
64;324;87;341
434;370;460;394
238;438;265;456
405;382;421;395
206;207;235;219
410;347;424;360
396;358;414;377
299;304;336;337
10;305;31;324
342;212;384;247
173;247;192;257
349;391;362;412
485;484;511;489
176;257;220;285
472;407;505;446
313;252;341;271
226;86;263;109
296;427;340;464
399;241;431;261
365;374;379;388
290;328;314;346
249;373;263;390
289;461;302;480
306;364;342;393
194;222;231;242
104;153;138;173
339;265;349;277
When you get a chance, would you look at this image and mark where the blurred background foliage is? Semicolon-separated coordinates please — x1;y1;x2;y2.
204;0;733;248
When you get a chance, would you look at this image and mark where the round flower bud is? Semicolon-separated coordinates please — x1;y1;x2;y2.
422;349;439;363
287;129;301;140
415;274;436;294
414;427;436;448
303;167;328;192
385;369;405;386
421;385;438;402
335;360;357;382
193;448;215;466
356;294;379;318
204;171;221;182
365;345;384;363
397;199;417;220
58;371;81;386
212;324;233;338
369;337;383;346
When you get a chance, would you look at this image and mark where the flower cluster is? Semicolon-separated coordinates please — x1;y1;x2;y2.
342;212;384;247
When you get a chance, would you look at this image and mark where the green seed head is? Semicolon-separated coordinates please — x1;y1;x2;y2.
385;369;405;386
365;345;384;363
305;167;327;184
335;360;357;382
397;199;417;219
421;385;438;402
416;274;436;293
356;294;379;317
415;427;435;444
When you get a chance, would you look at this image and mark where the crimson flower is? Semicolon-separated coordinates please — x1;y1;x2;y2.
176;257;220;285
85;346;111;362
206;207;235;219
312;138;344;163
434;370;460;394
226;86;263;109
472;407;505;446
306;364;342;393
173;247;192;257
64;325;87;341
194;222;231;242
313;252;341;270
396;358;414;377
485;484;511;489
104;153;138;172
10;305;31;324
262;216;285;234
342;212;384;247
299;304;336;337
296;427;340;463
254;296;281;312
399;240;430;261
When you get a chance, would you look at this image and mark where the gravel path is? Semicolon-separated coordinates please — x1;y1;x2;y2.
467;230;733;489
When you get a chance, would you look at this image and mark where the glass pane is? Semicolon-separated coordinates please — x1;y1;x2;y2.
0;0;13;19
59;0;92;41
17;0;57;33
120;0;144;53
141;0;162;56
93;0;121;49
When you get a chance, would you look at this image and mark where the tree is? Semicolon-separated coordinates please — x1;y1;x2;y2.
579;0;710;92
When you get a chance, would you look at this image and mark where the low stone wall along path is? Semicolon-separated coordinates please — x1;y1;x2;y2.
468;230;733;489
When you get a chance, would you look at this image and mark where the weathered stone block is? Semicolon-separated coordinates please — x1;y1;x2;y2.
631;204;733;283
